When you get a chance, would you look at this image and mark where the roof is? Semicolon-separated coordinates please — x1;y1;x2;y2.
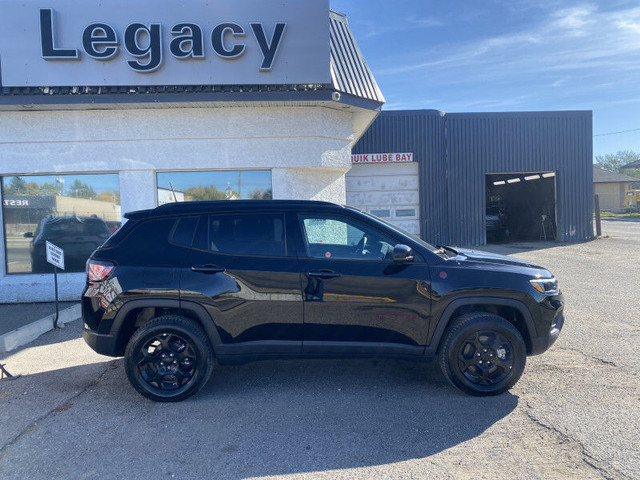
126;200;343;219
593;166;637;183
329;11;385;104
622;159;640;169
1;11;384;109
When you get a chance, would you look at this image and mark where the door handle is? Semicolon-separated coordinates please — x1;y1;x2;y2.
307;270;342;280
191;265;226;274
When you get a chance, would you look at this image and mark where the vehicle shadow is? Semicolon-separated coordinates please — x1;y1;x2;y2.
144;358;517;478
1;356;519;478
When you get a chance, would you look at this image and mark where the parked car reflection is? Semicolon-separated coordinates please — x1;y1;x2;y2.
25;216;112;273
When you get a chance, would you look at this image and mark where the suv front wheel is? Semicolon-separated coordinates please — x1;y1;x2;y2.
124;315;214;402
439;313;526;396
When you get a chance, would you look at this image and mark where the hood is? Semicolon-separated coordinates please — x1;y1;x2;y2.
453;248;548;275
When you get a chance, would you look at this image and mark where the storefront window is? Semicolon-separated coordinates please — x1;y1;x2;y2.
156;170;272;204
1;174;121;274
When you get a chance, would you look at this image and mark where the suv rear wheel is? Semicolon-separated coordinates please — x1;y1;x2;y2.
439;313;526;396
124;315;214;402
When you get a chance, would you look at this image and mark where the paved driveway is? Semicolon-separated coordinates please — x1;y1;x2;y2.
0;218;638;479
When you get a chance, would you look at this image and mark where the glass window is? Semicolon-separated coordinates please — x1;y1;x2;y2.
170;217;199;248
370;209;391;218
300;215;396;261
396;209;416;218
1;174;120;274
207;214;285;257
156;170;272;205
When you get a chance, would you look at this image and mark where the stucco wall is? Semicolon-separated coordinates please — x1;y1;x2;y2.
594;182;633;211
0;105;354;302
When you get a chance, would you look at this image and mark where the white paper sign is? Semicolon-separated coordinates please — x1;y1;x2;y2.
46;241;65;270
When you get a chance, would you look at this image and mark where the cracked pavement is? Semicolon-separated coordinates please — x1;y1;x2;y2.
0;218;638;480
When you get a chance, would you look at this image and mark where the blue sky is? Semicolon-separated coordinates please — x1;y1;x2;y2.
332;0;640;157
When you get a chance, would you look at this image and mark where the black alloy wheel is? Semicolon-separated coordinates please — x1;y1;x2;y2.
439;313;526;396
124;315;213;402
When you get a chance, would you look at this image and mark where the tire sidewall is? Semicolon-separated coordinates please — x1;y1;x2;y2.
125;318;212;402
443;316;526;396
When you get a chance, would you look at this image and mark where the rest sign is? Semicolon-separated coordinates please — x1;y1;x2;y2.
46;241;65;270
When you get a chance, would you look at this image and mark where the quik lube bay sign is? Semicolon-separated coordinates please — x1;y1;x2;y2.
0;0;330;87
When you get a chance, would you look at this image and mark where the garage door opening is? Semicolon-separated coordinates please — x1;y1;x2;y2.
485;172;557;243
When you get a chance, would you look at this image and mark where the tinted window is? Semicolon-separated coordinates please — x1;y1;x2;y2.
118;218;176;254
300;215;395;261
170;217;199;248
208;214;285;257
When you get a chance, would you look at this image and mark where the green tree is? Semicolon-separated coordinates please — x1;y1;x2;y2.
69;180;96;199
248;189;273;200
4;176;27;195
595;150;640;174
39;183;60;196
184;185;228;201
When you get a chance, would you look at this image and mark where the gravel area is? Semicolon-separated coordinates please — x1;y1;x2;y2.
0;218;638;480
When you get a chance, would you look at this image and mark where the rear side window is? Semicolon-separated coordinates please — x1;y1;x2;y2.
111;218;176;252
102;219;139;247
207;214;285;257
170;217;199;248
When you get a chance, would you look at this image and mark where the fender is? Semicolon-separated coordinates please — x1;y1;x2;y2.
425;297;536;357
111;298;223;349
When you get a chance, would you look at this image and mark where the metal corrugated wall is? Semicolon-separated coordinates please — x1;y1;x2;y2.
352;110;448;245
446;112;593;245
353;110;594;246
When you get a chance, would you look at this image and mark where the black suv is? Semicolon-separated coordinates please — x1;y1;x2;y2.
82;200;564;402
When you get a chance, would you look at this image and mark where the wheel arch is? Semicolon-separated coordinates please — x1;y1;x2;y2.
112;299;222;356
430;297;536;355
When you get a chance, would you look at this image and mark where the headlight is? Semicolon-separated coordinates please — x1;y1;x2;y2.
530;278;559;294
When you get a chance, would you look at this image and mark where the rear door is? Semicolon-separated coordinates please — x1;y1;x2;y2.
295;212;432;355
181;211;303;354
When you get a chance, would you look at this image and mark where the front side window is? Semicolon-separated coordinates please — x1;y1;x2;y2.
1;173;121;274
207;214;285;257
300;215;396;261
156;170;272;204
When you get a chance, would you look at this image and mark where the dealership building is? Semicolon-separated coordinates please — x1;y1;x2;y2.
0;0;593;303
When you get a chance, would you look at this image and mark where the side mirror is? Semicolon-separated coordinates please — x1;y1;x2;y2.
393;244;414;263
24;232;33;238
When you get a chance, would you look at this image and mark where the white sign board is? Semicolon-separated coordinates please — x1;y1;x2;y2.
351;153;414;164
0;0;330;87
46;241;65;270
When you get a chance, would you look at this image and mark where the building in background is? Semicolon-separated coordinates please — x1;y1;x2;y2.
351;110;594;246
593;166;638;211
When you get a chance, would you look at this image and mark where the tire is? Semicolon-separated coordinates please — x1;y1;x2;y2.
124;315;214;402
439;313;526;396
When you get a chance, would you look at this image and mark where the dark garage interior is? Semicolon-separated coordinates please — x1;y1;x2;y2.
485;172;557;243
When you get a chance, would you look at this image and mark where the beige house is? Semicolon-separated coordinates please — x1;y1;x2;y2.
593;166;637;211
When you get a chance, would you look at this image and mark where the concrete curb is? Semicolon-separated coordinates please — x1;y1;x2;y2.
0;304;81;353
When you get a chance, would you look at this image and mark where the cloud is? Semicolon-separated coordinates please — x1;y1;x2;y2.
376;3;640;80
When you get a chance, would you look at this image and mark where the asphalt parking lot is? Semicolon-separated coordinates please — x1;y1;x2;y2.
0;218;638;480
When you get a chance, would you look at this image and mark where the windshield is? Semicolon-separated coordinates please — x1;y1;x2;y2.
352;208;440;253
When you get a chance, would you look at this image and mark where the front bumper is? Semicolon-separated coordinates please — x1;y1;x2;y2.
528;294;565;355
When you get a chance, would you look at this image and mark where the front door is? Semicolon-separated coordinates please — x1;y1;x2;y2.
181;212;303;354
296;213;432;355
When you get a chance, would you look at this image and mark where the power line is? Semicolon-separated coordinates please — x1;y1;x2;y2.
594;128;640;137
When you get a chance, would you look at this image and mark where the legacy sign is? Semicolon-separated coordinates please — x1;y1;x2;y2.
0;0;330;87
